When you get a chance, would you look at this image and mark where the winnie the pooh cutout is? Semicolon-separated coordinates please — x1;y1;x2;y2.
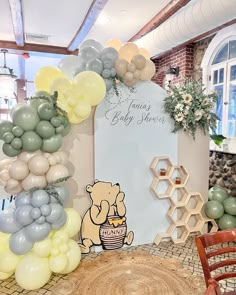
79;180;134;254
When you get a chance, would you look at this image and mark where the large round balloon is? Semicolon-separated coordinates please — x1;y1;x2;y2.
15;254;52;290
204;200;224;219
140;60;156;80
34;66;65;92
73;71;106;106
218;214;236;230
9;228;34;255
0;121;14;139
41;134;63;153
208;186;228;202
80;39;103;53
58;56;85;79
21;131;43;152
223;197;236;215
9;159;29;180
119;42;139;62
11;105;40;131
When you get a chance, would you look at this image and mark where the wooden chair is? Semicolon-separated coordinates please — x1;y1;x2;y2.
195;229;236;295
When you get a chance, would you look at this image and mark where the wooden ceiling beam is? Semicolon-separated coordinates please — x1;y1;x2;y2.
8;0;24;46
0;41;78;56
67;0;108;52
129;0;191;42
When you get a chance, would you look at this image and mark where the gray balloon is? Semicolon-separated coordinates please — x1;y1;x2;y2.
36;216;46;224
102;58;114;70
110;67;116;77
80;46;100;63
51;210;67;230
31;190;49;207
15;205;34;226
25;221;51;242
100;47;118;63
80;39;103;53
10;228;33;255
40;204;52;216
53;186;69;205
102;69;111;79
15;191;31;208
30;207;41;219
104;79;113;91
0;208;22;233
86;58;103;75
46;203;64;223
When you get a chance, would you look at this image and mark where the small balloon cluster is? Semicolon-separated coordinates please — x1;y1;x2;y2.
0;95;81;290
0;92;70;157
34;39;155;124
205;186;236;230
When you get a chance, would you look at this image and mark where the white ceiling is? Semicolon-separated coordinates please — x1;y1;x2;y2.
0;0;235;85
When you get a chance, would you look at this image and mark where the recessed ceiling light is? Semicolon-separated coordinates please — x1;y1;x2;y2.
96;14;110;25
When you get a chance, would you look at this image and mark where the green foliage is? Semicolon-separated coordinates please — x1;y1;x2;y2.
164;77;218;139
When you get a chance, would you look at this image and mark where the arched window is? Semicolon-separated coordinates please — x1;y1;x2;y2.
201;24;236;154
210;39;236;138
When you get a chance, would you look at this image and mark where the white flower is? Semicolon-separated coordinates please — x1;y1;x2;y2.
175;103;184;111
175;113;184;122
202;98;209;106
194;110;203;121
183;93;192;104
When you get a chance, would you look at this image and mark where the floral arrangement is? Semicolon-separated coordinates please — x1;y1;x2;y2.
164;77;219;140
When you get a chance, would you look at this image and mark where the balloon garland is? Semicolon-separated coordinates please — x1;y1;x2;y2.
205;186;236;230
0;39;155;290
0;93;81;290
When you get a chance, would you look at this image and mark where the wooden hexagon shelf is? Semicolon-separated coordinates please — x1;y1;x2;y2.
186;193;204;213
151;177;174;199
169;165;189;187
186;213;205;233
168;206;188;226
169;187;189;206
150;156;173;178
170;225;189;244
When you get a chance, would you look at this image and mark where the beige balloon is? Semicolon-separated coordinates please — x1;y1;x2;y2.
4;183;23;195
139;47;150;59
6;178;19;189
9;160;29;180
140;60;156;80
105;39;123;51
22;173;47;191
46;164;69;184
131;54;147;70
48;155;58;166
53;151;68;165
124;71;134;81
0;170;10;181
133;69;141;79
124;78;137;87
119;42;139;63
28;155;50;176
127;63;136;73
115;59;128;77
18;151;42;163
0;159;12;170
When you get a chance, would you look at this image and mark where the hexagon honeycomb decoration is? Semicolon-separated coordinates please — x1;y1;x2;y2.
150;156;218;245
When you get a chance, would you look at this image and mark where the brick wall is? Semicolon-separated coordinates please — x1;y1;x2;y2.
152;44;194;87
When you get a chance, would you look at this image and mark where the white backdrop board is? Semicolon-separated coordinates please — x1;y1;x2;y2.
94;81;178;246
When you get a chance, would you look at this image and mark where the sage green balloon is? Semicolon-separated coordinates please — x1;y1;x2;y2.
0;121;13;139
11;138;22;150
12;105;40;131
223;197;236;215
208;186;228;202
218;214;236;230
3;131;14;143
2;143;21;157
55;125;64;134
204;200;224;219
35;121;55;139
21;131;42;152
62;119;71;137
50;116;62;128
12;125;24;137
41;134;63;153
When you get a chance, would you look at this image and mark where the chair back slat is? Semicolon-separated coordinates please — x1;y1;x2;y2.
209;259;236;272
207;247;236;258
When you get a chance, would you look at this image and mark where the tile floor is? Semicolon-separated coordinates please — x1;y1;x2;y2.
0;236;235;294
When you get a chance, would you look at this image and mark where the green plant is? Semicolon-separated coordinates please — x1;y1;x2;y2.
164;77;220;140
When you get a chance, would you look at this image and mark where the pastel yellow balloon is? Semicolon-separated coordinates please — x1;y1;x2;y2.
15;255;51;290
60;240;81;274
9;159;29;180
50;77;72;97
119;42;139;63
73;71;106;106
32;239;52;258
67;112;83;124
57;100;71;114
74;100;91;119
53;230;69;243
35;66;65;92
0;271;14;280
28;155;50;176
105;39;123;51
0;233;10;252
0;249;21;273
49;253;67;273
60;208;81;238
140;60;156;80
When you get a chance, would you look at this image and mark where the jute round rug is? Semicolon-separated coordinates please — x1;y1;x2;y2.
51;250;205;295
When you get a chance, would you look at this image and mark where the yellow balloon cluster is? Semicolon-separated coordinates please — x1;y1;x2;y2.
0;208;81;290
34;67;106;124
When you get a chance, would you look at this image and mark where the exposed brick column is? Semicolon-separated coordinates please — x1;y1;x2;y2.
152;44;194;87
16;79;26;103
